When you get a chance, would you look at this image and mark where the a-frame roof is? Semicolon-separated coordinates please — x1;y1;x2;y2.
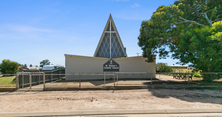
93;14;126;57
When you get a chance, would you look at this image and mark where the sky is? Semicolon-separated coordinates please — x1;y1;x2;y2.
0;0;180;67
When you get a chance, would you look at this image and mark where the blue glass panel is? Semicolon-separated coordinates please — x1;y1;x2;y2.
95;30;125;58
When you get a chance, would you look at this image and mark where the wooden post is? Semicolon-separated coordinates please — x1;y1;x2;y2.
188;71;190;85
39;73;40;85
51;71;52;82
151;72;153;85
104;72;106;87
79;74;81;89
117;72;118;86
59;68;61;79
22;73;24;88
151;77;153;85
16;73;19;89
43;73;45;90
29;73;32;89
114;72;115;87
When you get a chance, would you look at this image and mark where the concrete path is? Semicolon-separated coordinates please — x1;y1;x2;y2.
1;109;222;117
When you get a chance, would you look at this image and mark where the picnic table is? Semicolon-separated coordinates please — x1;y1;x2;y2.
172;72;193;80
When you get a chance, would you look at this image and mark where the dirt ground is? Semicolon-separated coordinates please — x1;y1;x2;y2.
0;89;222;112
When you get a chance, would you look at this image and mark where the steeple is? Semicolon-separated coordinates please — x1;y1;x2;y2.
94;14;126;59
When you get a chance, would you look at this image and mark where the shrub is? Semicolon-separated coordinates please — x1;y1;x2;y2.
0;59;19;74
193;73;201;77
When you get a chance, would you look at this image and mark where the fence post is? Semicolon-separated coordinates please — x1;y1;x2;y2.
16;73;19;89
29;73;32;89
22;73;24;88
79;73;81;89
188;71;190;85
59;68;61;79
39;72;40;85
114;72;115;87
43;73;45;90
104;72;106;87
117;72;118;86
151;71;152;85
51;71;52;82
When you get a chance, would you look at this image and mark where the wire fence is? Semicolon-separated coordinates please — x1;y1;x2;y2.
157;72;222;83
1;72;222;90
43;72;156;90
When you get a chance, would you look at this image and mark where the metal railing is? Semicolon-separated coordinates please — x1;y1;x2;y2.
114;72;155;85
1;72;221;90
44;72;155;89
157;72;222;84
14;72;155;89
17;72;65;89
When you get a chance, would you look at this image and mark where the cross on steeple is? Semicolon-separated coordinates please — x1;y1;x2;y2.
104;20;116;59
94;14;127;59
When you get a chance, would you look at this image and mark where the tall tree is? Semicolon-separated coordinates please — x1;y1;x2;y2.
138;0;222;81
40;59;50;67
0;59;20;74
19;64;27;68
156;63;173;73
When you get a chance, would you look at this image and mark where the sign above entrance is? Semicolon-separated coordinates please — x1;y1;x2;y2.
103;59;119;72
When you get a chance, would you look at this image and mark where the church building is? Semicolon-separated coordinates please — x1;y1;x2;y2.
65;14;156;80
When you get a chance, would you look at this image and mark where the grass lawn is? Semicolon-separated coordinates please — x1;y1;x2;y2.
0;76;16;87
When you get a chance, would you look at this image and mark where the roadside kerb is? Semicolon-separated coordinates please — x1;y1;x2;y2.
0;109;222;117
1;84;220;92
43;85;221;91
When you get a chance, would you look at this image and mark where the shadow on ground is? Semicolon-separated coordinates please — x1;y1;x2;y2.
143;80;222;105
56;77;159;86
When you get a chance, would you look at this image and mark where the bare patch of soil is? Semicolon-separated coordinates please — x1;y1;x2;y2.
0;89;222;112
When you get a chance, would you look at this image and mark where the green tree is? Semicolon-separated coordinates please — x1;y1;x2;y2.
0;59;20;74
138;0;222;81
156;63;173;73
19;64;27;68
40;59;50;67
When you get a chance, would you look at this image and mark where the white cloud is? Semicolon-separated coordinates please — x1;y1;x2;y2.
6;24;59;33
131;3;140;8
